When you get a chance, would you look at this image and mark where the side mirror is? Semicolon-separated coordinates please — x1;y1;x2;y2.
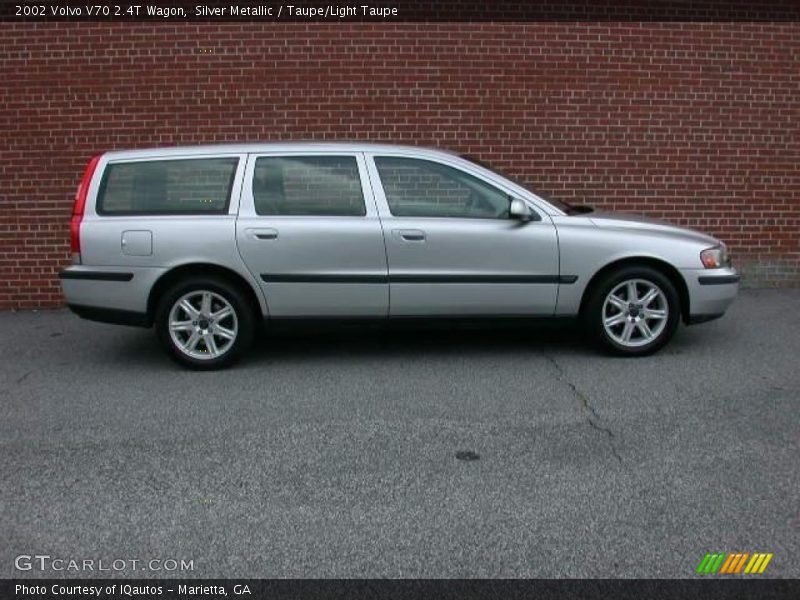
509;198;533;222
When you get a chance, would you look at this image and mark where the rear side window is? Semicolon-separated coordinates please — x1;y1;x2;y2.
252;156;365;216
97;157;239;215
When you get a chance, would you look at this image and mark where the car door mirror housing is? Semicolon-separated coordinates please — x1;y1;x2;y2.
509;198;534;221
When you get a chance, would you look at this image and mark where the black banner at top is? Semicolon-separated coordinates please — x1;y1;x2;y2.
3;0;800;22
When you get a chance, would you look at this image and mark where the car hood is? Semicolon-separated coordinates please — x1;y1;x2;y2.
588;211;719;246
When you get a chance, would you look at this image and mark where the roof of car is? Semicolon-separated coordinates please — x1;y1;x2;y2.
102;142;460;160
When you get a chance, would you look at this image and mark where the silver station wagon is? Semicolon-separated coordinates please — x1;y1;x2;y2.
60;143;739;369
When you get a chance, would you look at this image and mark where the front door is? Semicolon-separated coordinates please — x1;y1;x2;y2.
236;153;388;317
366;155;560;316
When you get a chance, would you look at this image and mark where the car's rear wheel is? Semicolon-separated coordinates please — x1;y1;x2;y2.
155;277;255;369
584;266;681;356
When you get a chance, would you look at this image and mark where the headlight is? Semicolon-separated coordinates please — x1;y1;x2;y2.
700;244;730;269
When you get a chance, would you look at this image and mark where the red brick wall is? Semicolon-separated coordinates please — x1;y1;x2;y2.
1;22;798;308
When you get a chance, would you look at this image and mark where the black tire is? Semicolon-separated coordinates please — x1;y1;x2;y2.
154;276;255;370
582;265;681;356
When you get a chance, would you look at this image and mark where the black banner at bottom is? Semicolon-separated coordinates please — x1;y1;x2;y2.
3;579;800;600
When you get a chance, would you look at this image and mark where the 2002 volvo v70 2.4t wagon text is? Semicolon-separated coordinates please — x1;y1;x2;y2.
59;143;740;369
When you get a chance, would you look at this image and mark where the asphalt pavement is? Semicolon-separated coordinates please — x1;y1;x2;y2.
1;289;798;578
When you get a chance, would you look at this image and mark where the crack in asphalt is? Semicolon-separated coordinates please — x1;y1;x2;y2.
544;355;623;464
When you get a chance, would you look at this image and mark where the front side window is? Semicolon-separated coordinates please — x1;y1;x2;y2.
461;154;576;214
253;156;365;216
97;157;238;215
374;157;511;219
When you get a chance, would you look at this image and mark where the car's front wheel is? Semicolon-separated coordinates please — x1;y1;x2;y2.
584;266;681;356
155;277;255;369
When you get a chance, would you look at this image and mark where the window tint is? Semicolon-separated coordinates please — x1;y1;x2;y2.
253;156;365;216
97;158;238;215
374;157;511;219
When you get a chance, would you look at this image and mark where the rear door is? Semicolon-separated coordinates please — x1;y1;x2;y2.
366;153;560;316
236;152;389;317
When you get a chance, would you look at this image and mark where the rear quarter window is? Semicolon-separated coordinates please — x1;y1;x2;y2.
96;157;239;215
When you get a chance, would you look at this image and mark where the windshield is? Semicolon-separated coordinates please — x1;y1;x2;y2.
460;154;583;214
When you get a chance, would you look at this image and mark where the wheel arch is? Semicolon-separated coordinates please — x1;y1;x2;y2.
579;256;690;323
146;263;266;326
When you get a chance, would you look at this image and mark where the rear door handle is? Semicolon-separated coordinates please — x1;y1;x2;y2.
248;228;279;240
393;229;426;242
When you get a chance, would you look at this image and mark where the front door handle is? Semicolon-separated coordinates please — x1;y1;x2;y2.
248;228;279;240
394;229;426;242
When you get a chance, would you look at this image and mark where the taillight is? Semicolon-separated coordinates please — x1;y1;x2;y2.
71;154;102;264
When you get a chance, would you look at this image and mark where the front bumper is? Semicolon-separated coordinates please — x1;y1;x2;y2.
680;267;740;325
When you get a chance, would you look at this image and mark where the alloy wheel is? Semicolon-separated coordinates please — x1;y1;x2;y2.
602;279;669;348
167;290;239;360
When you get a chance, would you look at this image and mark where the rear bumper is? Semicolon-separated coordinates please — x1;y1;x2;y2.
59;270;133;282
680;267;740;325
67;303;150;327
59;266;165;316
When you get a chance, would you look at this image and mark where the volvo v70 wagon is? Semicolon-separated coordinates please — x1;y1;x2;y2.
60;143;739;368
